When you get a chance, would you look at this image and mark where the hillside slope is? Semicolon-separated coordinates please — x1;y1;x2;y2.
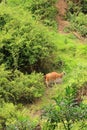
56;0;86;42
25;0;87;121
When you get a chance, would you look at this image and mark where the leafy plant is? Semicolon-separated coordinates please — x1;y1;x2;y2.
0;5;57;73
0;102;37;130
24;0;58;29
0;65;45;103
65;1;87;37
10;70;45;103
43;84;87;130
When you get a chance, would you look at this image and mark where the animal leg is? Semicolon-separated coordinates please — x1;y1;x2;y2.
45;80;49;87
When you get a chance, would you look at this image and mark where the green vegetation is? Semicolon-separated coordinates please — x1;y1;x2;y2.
43;86;87;130
0;65;45;103
6;0;58;29
24;0;58;29
65;0;87;37
0;5;56;73
0;102;37;130
0;0;87;129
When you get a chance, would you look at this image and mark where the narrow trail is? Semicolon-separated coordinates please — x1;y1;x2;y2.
26;86;58;119
56;0;69;33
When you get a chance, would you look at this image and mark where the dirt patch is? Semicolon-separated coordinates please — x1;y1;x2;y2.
33;109;44;118
56;0;67;16
56;0;70;33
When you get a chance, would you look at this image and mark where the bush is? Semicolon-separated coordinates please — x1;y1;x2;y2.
6;0;24;6
0;5;57;73
66;0;87;14
80;0;87;14
71;13;87;37
65;13;87;37
42;86;87;130
10;70;45;103
0;65;45;103
6;0;58;29
24;0;58;29
0;102;37;130
65;1;87;37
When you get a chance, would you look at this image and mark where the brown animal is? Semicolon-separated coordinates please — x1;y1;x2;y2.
45;72;65;87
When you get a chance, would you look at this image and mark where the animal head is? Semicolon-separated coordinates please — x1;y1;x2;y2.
61;71;66;76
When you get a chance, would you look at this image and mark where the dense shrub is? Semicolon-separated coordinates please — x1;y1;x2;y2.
6;0;24;6
10;70;45;103
67;13;87;37
0;65;45;103
0;5;56;73
67;0;87;14
6;0;58;29
81;0;87;14
23;0;58;29
0;102;37;130
65;1;87;37
43;85;87;130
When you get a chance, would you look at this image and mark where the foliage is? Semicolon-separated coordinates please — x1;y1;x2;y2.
23;0;58;29
65;1;87;37
81;0;87;14
42;86;87;130
0;65;45;103
42;63;87;130
66;63;87;86
67;0;87;14
6;0;58;29
0;5;56;73
0;1;87;130
6;0;25;6
0;102;37;130
67;13;87;37
10;70;45;103
0;65;12;102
